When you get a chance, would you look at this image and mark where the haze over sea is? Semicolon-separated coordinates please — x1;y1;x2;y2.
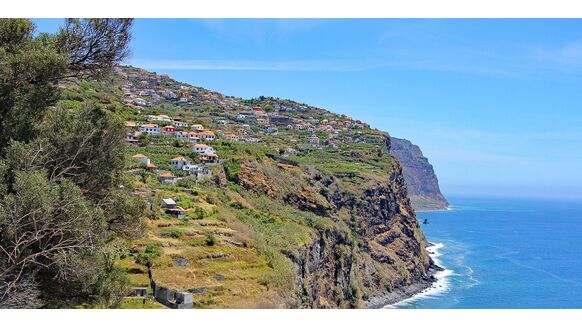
389;196;582;309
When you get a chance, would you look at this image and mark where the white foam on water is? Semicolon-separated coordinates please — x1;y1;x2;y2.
384;242;455;308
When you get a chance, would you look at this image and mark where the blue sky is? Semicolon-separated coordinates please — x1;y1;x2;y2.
33;19;582;199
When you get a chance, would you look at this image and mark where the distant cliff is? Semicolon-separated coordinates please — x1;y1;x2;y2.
390;137;448;211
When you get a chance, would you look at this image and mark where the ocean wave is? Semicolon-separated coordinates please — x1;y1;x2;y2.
385;242;454;308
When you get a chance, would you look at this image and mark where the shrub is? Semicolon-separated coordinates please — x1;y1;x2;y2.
135;244;162;267
168;230;183;239
230;201;245;209
204;233;217;246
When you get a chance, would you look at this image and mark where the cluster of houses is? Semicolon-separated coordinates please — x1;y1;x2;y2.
131;152;212;185
118;66;378;152
115;66;242;110
125;115;220;159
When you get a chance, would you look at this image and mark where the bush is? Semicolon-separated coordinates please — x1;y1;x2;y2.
223;159;241;182
204;233;217;246
191;206;206;220
135;244;162;267
230;201;245;209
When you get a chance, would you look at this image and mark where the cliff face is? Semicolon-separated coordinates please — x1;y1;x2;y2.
390;137;449;211
236;136;436;308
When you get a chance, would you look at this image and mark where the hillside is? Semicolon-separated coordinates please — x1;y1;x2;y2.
390;137;449;210
56;65;439;308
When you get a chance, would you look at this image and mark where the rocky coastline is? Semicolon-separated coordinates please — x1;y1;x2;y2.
366;245;445;309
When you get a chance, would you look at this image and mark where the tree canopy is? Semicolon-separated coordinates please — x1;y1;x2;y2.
0;18;142;309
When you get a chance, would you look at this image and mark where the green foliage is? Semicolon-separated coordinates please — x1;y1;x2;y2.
168;230;183;239
191;206;207;220
204;233;217;246
223;159;241;183
0;18;134;309
135;244;162;267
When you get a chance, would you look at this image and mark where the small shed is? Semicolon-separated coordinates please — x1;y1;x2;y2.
161;198;176;209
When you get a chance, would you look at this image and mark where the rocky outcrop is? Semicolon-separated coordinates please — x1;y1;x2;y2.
266;156;435;308
389;137;448;210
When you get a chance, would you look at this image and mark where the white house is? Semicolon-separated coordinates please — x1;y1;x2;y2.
133;98;147;107
309;134;320;145
265;126;278;135
170;157;192;170
244;137;261;143
192;144;214;155
163;90;177;99
158;171;178;185
132;153;150;166
172;120;189;129
175;131;189;141
187;165;209;180
147;114;171;122
191;124;204;131
140;123;160;136
199;130;216;141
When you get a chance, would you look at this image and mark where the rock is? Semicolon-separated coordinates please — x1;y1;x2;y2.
214;274;225;281
189;287;207;294
173;258;188;266
206;253;230;259
390;137;449;210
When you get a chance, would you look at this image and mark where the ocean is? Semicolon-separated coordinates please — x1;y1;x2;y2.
387;196;582;309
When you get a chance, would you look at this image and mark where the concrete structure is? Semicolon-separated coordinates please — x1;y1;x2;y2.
126;131;141;145
153;284;193;309
161;198;176;209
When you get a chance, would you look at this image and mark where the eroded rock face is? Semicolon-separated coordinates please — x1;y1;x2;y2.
289;160;434;308
233;135;435;308
390;137;449;210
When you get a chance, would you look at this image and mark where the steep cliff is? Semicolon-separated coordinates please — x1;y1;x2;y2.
231;135;437;308
390;137;449;211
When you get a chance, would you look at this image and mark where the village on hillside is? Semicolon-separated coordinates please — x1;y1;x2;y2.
117;66;382;188
69;66;393;309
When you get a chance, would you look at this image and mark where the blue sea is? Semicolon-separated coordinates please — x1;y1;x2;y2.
388;196;582;309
